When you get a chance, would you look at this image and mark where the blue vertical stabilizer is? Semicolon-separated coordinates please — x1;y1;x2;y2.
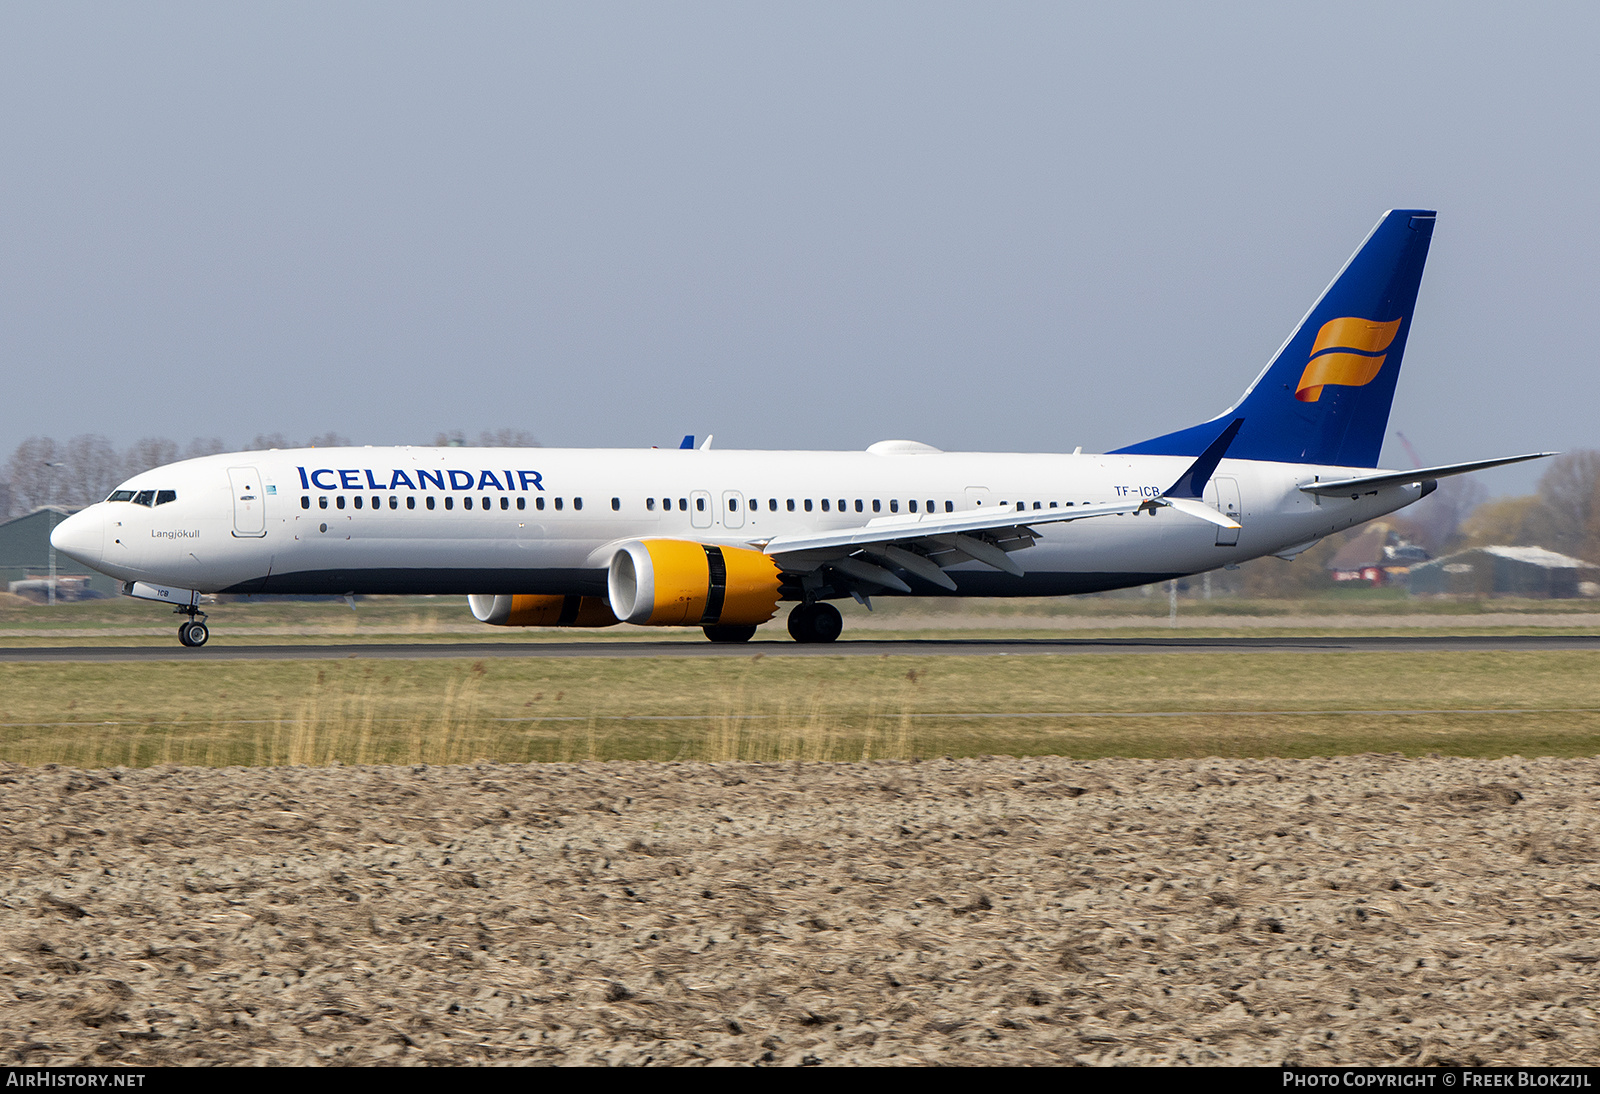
1113;209;1435;468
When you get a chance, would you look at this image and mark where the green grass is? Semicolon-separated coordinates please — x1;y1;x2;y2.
2;651;1597;768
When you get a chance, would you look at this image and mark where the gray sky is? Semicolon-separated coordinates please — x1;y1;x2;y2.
2;2;1594;496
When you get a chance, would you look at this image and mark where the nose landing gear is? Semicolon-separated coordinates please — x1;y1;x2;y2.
176;606;210;647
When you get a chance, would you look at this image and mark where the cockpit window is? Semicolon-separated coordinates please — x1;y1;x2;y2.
155;490;177;506
132;490;155;507
107;490;135;503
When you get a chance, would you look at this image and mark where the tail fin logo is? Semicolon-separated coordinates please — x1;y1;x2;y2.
1294;317;1403;402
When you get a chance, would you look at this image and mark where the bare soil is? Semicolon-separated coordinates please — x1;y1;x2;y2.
2;754;1597;1066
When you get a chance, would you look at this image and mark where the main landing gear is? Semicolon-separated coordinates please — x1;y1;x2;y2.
787;602;842;644
176;606;210;648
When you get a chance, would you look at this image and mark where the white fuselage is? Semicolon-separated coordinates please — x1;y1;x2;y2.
51;445;1425;599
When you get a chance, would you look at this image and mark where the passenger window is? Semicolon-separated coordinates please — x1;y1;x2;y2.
501;497;509;510
133;490;155;507
301;496;310;510
1034;501;1042;510
787;499;795;512
889;500;898;513
464;497;472;510
840;499;847;512
926;500;934;512
1049;501;1058;508
574;497;583;511
319;496;328;509
908;500;917;513
804;499;812;512
647;498;655;511
444;497;453;510
612;497;620;511
336;496;346;510
821;499;830;512
945;501;954;512
728;498;737;512
768;499;777;511
695;497;705;512
354;496;363;509
516;497;525;510
555;498;563;511
390;496;398;509
426;496;435;510
108;490;136;503
406;497;415;510
536;497;545;510
748;498;757;511
156;490;177;506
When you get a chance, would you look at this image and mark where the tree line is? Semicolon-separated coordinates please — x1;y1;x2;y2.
1;430;540;517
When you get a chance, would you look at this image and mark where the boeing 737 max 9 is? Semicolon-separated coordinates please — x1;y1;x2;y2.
51;209;1549;646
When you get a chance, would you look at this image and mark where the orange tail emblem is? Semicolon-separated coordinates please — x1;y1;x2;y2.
1295;317;1402;402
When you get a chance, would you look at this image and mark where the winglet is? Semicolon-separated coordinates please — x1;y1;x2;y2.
1165;418;1243;499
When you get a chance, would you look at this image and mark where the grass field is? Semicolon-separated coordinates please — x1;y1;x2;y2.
2;650;1597;767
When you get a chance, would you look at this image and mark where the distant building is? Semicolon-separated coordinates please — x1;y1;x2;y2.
1408;545;1600;599
0;507;120;601
1326;522;1430;587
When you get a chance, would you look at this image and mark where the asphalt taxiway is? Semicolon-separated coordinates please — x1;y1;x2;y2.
1;633;1597;662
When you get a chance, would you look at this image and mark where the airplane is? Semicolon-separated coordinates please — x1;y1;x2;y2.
50;209;1549;648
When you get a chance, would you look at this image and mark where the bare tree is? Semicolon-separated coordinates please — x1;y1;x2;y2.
306;432;351;449
478;428;541;448
1395;474;1489;554
184;437;227;459
60;434;122;507
1534;450;1600;559
433;429;540;447
123;437;180;479
1458;496;1556;550
7;436;62;511
247;433;291;450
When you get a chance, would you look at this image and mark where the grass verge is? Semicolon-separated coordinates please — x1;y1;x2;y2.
1;650;1596;767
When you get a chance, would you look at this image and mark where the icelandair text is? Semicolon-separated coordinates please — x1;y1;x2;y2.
298;467;544;492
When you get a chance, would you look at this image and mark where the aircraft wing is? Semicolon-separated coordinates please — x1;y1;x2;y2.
762;499;1140;553
1299;452;1554;498
759;423;1244;593
758;496;1236;592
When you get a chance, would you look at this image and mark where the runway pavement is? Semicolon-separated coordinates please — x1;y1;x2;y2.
2;633;1598;662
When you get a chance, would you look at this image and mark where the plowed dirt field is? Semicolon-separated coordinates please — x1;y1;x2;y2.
2;755;1596;1065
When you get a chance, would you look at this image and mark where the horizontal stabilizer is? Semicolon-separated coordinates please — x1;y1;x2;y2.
1299;452;1555;497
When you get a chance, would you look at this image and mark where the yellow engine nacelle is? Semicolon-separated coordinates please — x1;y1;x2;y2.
607;539;782;626
467;594;620;627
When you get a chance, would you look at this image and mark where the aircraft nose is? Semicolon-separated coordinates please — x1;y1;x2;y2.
50;508;106;570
